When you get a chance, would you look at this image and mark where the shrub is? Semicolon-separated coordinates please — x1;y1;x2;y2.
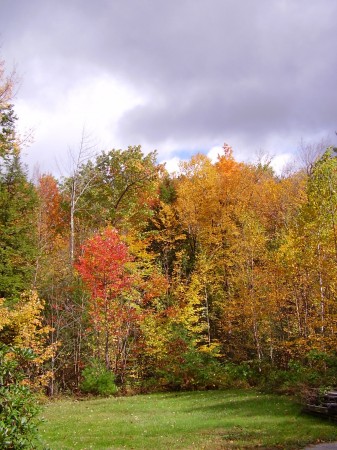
146;326;228;391
223;362;254;388
80;360;118;396
0;344;40;449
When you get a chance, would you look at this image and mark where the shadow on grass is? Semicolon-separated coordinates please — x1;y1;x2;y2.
182;392;301;418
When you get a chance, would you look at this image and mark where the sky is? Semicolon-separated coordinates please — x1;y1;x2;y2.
1;0;336;177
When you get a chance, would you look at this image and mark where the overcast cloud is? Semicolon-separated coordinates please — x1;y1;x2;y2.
1;0;336;175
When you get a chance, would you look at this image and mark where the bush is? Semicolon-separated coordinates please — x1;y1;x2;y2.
0;344;40;449
223;362;254;388
145;326;228;391
80;360;118;396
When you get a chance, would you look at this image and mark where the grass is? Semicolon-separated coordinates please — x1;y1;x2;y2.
38;389;337;449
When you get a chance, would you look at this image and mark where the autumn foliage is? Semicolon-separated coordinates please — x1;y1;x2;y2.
76;227;131;300
2;56;337;397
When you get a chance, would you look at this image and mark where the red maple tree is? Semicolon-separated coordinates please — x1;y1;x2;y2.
76;228;133;373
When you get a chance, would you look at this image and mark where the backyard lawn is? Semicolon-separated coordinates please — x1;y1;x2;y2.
38;389;337;449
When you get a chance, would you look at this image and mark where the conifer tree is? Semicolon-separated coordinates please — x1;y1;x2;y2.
0;86;37;300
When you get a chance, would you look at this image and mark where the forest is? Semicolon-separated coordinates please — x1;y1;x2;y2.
2;59;337;411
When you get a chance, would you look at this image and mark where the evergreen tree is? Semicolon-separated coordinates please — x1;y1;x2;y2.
0;103;37;300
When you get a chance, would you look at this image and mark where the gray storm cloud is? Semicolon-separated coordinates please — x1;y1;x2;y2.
1;0;337;169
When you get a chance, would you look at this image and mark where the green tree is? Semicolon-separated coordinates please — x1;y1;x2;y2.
0;72;37;299
277;148;337;360
86;145;160;231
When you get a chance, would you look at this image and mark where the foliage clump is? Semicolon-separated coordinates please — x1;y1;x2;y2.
0;345;41;449
0;291;55;448
80;360;118;396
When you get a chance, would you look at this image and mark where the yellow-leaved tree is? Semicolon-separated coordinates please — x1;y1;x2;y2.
0;290;56;389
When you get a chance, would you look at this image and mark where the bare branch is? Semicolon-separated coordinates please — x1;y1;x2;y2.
296;137;331;175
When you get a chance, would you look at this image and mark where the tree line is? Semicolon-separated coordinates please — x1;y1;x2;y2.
2;61;337;402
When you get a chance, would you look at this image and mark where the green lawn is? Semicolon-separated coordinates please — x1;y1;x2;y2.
38;389;337;449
